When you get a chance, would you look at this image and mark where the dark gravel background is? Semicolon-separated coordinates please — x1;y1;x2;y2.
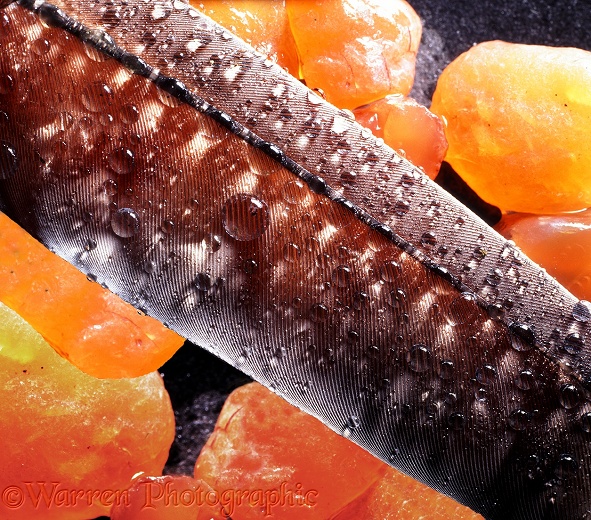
161;0;591;478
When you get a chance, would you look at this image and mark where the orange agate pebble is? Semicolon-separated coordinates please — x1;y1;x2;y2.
0;213;184;378
286;0;422;109
354;94;448;179
496;210;591;301
194;382;481;519
333;466;482;519
110;475;224;520
194;382;388;519
0;302;175;520
194;0;299;76
431;41;591;214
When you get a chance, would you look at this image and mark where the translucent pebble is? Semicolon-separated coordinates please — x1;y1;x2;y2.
432;41;591;213
111;208;141;238
222;194;269;241
286;0;422;109
0;302;174;520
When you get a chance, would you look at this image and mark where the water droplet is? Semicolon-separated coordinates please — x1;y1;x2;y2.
336;138;351;154
486;268;503;286
310;303;329;323
332;265;351;288
340;170;357;186
562;332;584;355
508;409;530;431
554;454;578;479
194;272;212;292
120;104;140;125
31;38;51;55
420;232;436;246
84;238;97;251
581;412;591;433
282;180;305;204
204;234;222;253
346;416;361;429
143;260;156;274
559;383;582;409
81;82;113;112
0;141;17;179
448;412;465;430
476;364;497;385
380;261;400;283
303;117;323;138
394;199;410;216
439;360;454;380
353;292;369;310
283;242;301;262
515;369;535;391
161;219;174;234
107;147;135;175
111;208;140;238
487;303;505;320
407;344;432;373
0;74;14;95
509;323;536;351
151;1;173;21
449;292;479;326
573;300;591;322
222;194;269;241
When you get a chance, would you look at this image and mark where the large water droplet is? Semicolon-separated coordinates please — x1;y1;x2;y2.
222;194;269;241
554;454;578;479
448;412;465;430
111;208;140;238
562;332;584;355
151;1;173;21
515;369;535;391
559;383;582;409
573;300;591;322
332;265;351;288
283;242;301;262
509;323;535;351
508;409;530;431
407;344;432;373
120;104;140;125
81;82;113;112
310;303;329;323
107;148;135;175
476;364;497;385
194;272;212;292
31;38;51;55
449;292;479;326
0;141;17;179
